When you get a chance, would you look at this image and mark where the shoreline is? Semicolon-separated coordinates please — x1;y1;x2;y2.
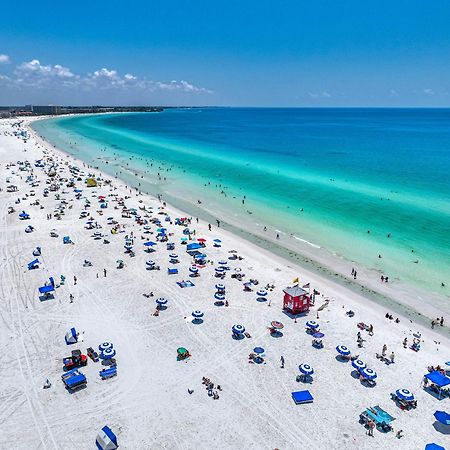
28;115;449;337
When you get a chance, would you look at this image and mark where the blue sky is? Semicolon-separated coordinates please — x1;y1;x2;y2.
1;0;450;106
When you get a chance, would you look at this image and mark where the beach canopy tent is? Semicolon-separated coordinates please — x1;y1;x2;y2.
425;444;446;450
65;327;78;345
96;425;118;450
425;371;450;399
291;390;314;404
186;243;202;251
434;410;450;425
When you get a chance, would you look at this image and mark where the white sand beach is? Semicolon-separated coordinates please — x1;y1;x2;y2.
0;117;449;450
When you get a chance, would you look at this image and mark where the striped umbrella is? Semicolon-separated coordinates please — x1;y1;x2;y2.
189;266;199;273
100;347;116;359
232;324;245;335
98;342;113;352
156;297;168;306
306;320;319;329
218;260;228;266
352;359;366;370
214;293;225;301
215;267;225;273
256;289;268;297
336;345;351;356
299;364;314;376
396;389;414;402
215;283;225;291
146;260;155;266
271;321;284;329
192;310;204;319
360;368;377;380
169;253;178;259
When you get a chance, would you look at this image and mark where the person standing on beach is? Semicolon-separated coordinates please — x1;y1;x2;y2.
367;420;375;437
382;344;387;356
390;352;395;363
280;356;285;368
431;320;435;329
368;324;374;336
73;275;77;285
440;316;444;326
208;224;211;231
104;268;107;277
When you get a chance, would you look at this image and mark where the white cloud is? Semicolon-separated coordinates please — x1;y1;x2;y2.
0;54;10;64
423;88;435;96
0;58;213;97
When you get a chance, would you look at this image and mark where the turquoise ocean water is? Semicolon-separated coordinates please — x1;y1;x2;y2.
32;108;450;296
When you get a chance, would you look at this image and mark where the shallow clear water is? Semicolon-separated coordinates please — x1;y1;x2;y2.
33;108;450;295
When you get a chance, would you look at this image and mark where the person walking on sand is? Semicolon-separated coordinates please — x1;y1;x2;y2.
382;344;387;357
367;420;375;437
431;320;435;329
440;316;444;326
73;275;77;285
103;268;107;277
368;324;374;336
390;351;395;363
280;356;285;369
403;338;408;348
208;224;211;231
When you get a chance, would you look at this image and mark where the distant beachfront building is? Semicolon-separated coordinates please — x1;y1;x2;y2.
31;105;61;115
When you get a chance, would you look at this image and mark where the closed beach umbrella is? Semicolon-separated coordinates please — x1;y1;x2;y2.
156;297;168;306
352;359;366;370
99;342;113;352
101;347;116;359
434;411;450;425
336;345;351;356
271;321;284;329
253;347;265;354
313;332;325;339
189;266;199;273
299;364;314;376
232;324;245;335
256;289;268;297
214;293;225;301
306;320;319;329
396;389;414;401
360;368;377;380
192;310;204;319
215;283;225;291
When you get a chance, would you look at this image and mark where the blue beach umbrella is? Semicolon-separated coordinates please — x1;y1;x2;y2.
169;253;178;259
189;266;199;273
156;297;168;306
256;289;268;297
313;332;325;339
232;324;245;335
360;368;377;380
253;347;265;354
192;310;204;319
434;410;450;425
299;364;314;376
396;389;414;402
215;267;225;273
144;241;156;246
214;293;225;301
101;347;116;359
218;260;228;266
215;283;225;291
306;320;319;329
99;342;113;352
352;359;366;371
336;345;351;356
146;260;155;266
213;239;222;243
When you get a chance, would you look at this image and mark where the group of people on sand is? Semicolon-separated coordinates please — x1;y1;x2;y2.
431;317;445;328
385;313;400;323
427;365;447;375
201;377;221;400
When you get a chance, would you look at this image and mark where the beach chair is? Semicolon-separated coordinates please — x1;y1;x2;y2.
99;367;117;380
291;390;314;404
27;259;39;270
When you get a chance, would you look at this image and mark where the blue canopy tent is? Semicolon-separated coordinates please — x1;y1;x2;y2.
425;444;446;450
186;243;202;251
434;410;450;425
65;327;78;345
425;371;450;399
96;425;118;450
291;390;314;404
